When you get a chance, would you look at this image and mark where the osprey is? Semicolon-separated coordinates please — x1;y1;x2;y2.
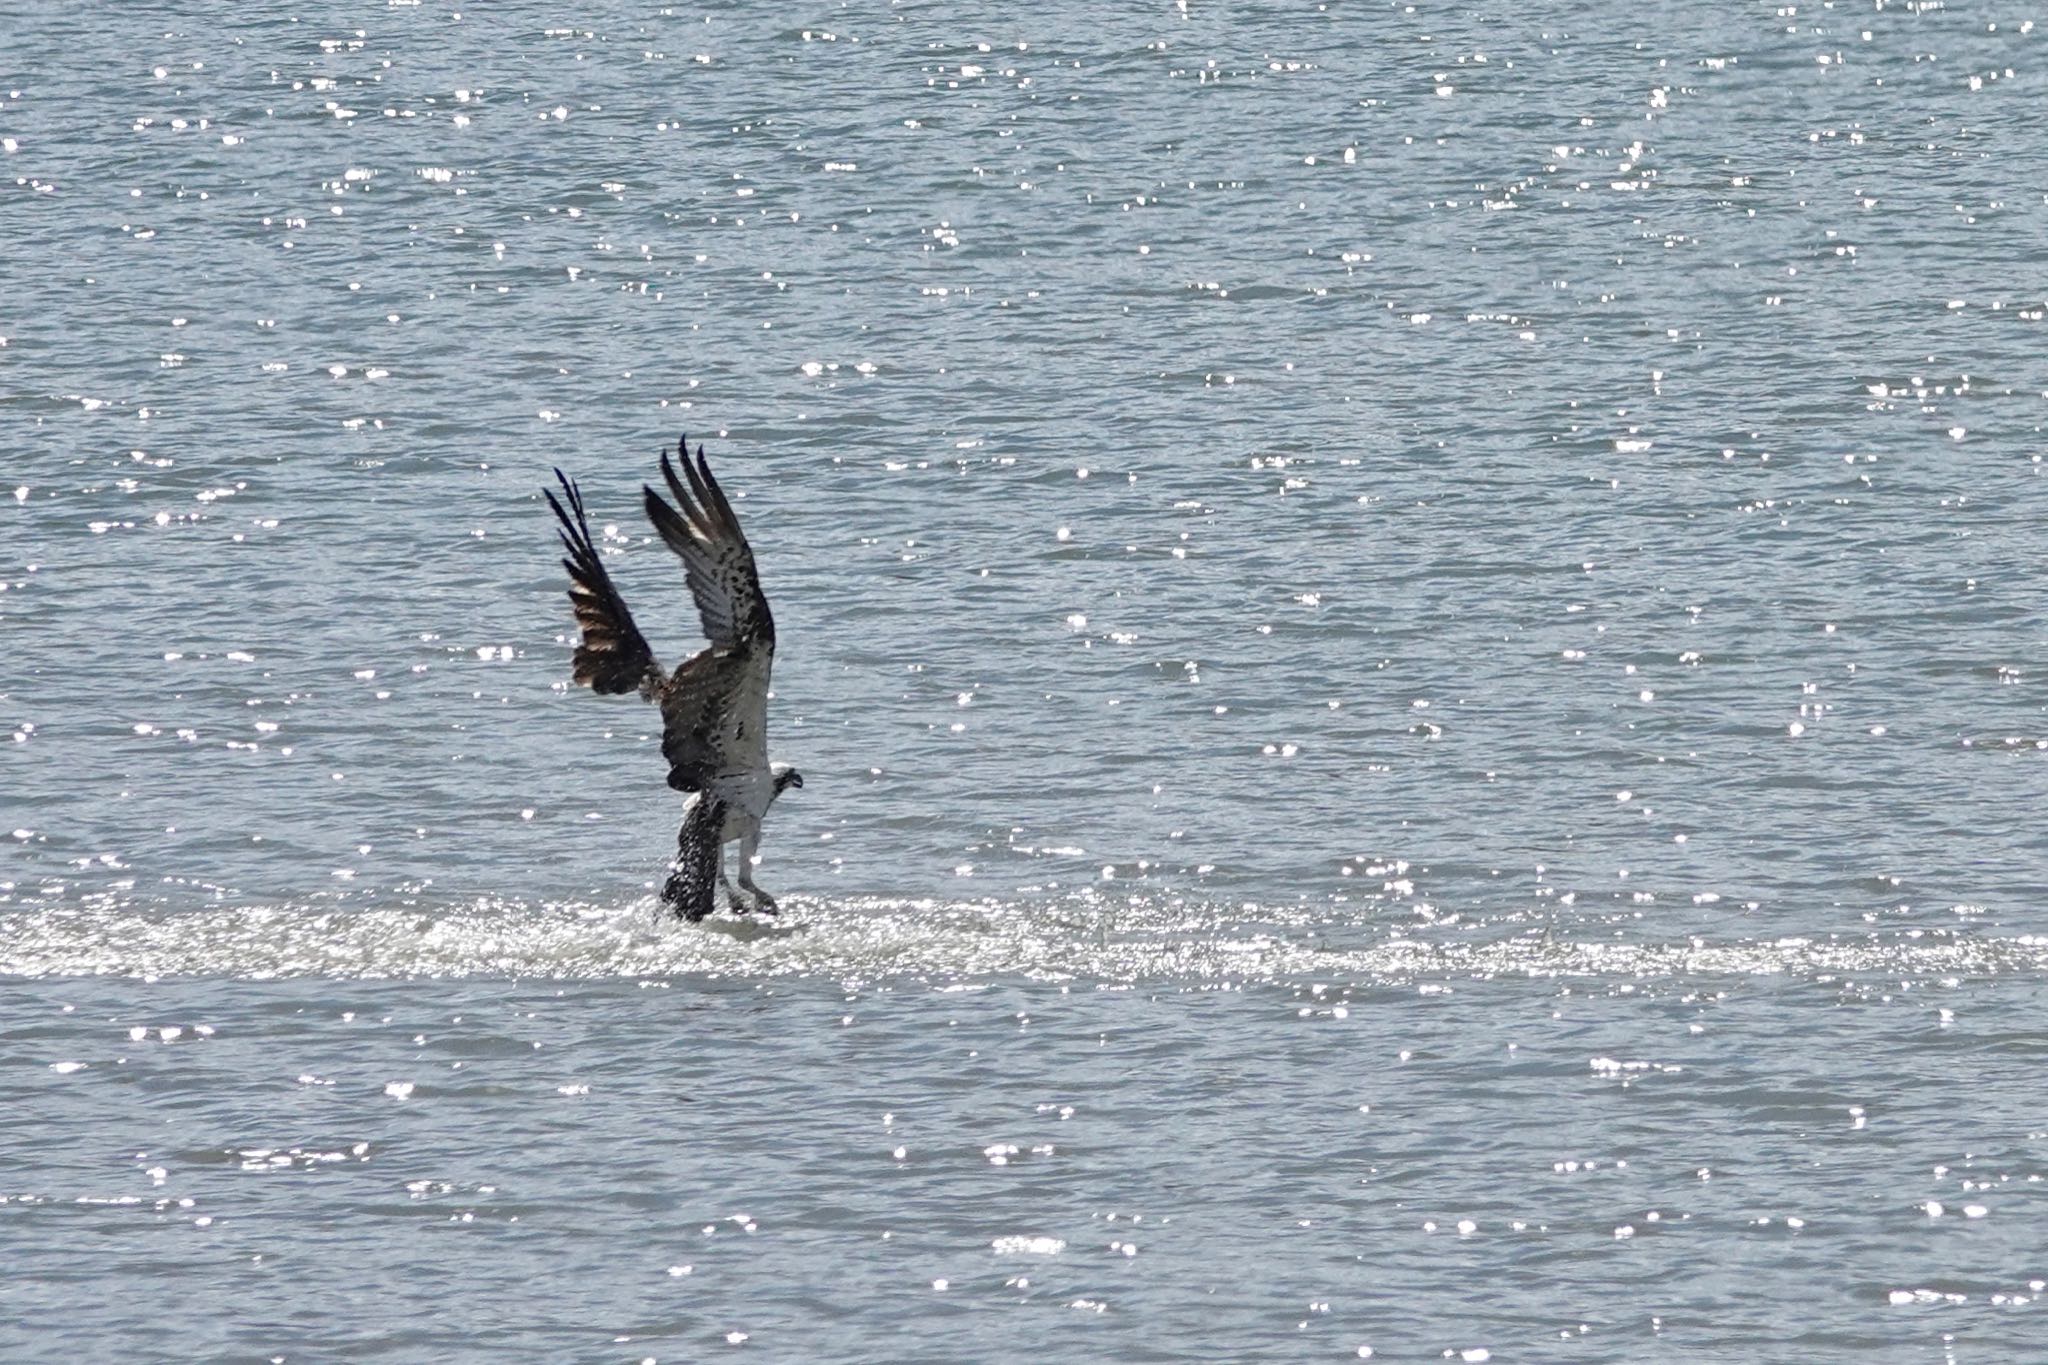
545;437;802;921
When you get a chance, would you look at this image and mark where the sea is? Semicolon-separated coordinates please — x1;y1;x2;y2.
3;2;2047;1359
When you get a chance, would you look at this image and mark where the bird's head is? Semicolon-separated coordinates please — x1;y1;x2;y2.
771;762;804;800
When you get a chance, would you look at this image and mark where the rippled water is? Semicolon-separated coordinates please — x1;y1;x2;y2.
5;1;2047;1358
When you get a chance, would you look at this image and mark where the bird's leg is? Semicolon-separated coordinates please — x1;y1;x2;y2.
706;838;746;913
735;830;778;916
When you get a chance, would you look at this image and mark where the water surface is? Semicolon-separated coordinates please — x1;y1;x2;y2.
4;1;2047;1358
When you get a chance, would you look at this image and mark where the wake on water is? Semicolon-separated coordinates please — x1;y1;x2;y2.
1;890;2040;984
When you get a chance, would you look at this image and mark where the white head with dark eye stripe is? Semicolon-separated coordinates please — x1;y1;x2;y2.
771;762;804;800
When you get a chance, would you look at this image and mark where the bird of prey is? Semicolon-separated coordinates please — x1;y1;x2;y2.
545;436;802;921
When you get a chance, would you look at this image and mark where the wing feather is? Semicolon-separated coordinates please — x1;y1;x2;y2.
545;470;661;695
642;436;776;652
657;647;767;793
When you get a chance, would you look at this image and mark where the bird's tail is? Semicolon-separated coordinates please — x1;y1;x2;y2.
661;793;725;922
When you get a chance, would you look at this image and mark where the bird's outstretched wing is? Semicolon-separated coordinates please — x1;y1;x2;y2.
546;470;661;695
657;647;769;794
641;437;776;653
660;792;725;922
